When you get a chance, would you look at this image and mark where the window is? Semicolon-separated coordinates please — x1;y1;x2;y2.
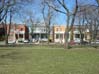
44;29;46;32
60;28;62;31
75;34;80;38
60;34;63;39
56;28;62;31
56;28;59;31
16;34;18;39
56;34;59;39
81;34;84;39
21;28;23;31
56;34;63;39
10;29;14;32
19;34;23;38
41;34;47;38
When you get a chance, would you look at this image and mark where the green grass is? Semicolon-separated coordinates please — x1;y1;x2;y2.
0;46;99;74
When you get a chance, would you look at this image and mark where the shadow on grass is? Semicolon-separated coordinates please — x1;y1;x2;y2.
0;50;28;65
0;51;19;59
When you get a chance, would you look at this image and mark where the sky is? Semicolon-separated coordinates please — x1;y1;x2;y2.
7;0;98;26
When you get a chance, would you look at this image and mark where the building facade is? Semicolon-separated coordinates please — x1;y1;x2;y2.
14;25;29;43
30;23;48;42
52;25;91;44
0;24;29;43
53;26;65;43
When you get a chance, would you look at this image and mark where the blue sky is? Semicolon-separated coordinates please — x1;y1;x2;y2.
8;0;97;25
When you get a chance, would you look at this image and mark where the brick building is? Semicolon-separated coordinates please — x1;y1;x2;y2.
0;24;29;43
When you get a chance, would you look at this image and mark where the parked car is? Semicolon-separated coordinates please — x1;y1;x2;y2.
69;40;76;45
8;40;15;44
41;38;48;42
23;40;29;43
91;40;99;44
81;41;89;45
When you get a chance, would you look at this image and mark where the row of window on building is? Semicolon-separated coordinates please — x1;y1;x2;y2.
0;24;92;44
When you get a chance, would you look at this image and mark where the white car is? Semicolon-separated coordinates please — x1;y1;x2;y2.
23;40;29;43
8;40;15;44
74;38;80;43
91;40;99;44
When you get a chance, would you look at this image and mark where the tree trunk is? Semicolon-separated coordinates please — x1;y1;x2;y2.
5;10;12;45
64;14;70;49
64;29;69;49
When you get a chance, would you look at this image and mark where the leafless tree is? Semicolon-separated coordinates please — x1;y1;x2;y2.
44;0;78;49
0;0;16;23
86;7;99;42
0;0;34;23
77;4;99;45
0;0;34;44
96;0;99;5
41;0;55;44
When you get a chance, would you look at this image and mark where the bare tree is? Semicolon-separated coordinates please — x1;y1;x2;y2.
0;0;34;23
5;9;13;44
0;0;16;23
77;4;99;45
0;0;34;44
44;0;78;49
96;0;99;5
41;0;55;44
86;8;99;42
23;11;38;42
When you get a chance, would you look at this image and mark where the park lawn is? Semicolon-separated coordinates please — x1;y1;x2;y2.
0;46;99;74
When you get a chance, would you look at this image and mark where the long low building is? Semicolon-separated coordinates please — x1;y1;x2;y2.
0;23;97;44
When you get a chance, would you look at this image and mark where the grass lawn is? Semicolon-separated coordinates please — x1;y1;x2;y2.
0;46;99;74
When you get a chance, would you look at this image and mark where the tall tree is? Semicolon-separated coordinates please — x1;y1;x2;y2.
41;0;55;44
44;0;78;49
77;4;99;44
